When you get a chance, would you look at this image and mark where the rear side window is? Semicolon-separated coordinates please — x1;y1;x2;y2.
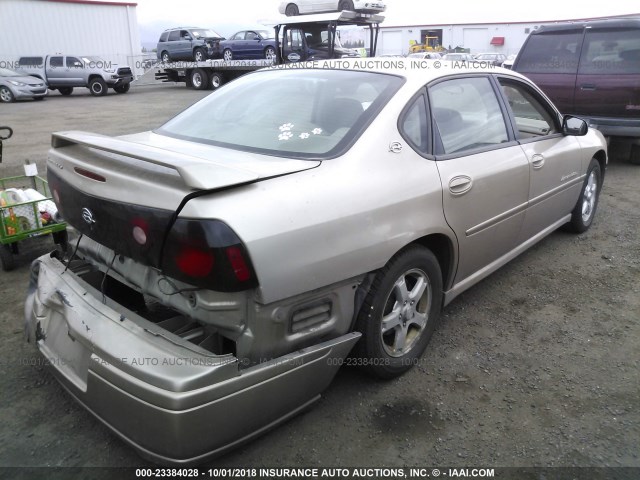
159;32;169;42
50;56;63;67
400;94;429;153
578;28;640;74
517;31;583;74
429;77;508;155
168;30;180;41
18;57;43;66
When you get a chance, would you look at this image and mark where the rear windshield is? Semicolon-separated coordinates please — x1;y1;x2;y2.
156;69;404;159
516;31;582;74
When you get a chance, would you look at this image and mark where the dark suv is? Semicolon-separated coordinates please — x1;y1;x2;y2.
513;18;640;149
157;27;224;62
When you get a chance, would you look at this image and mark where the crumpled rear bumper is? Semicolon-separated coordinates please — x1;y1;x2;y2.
24;254;360;464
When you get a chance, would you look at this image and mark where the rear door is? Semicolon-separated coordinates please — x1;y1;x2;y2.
46;56;66;86
574;26;640;119
430;75;530;284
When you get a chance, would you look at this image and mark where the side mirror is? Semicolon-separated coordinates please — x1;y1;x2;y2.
563;115;588;136
184;35;192;41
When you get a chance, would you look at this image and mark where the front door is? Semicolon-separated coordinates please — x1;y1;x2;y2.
497;77;583;242
282;28;306;62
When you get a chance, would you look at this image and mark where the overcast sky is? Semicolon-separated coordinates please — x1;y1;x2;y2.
132;0;639;28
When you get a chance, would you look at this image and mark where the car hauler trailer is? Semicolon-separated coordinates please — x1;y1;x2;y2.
155;11;385;90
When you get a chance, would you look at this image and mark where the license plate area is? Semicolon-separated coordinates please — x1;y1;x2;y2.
38;311;91;392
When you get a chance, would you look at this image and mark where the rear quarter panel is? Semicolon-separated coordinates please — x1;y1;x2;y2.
179;104;454;304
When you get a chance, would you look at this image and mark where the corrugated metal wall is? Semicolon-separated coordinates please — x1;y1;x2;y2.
0;0;142;74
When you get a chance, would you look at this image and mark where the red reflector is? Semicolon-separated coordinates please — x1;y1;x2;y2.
226;246;251;282
176;247;214;278
74;167;106;182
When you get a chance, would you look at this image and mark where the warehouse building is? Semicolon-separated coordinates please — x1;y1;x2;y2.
0;0;142;74
377;13;640;56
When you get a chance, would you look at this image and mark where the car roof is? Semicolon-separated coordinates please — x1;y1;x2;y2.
163;27;205;31
532;17;640;34
273;59;531;87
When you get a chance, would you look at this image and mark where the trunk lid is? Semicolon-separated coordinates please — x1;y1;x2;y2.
48;130;319;268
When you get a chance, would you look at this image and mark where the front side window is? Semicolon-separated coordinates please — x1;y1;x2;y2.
578;28;640;74
499;79;558;138
429;77;508;155
66;57;82;68
157;69;404;159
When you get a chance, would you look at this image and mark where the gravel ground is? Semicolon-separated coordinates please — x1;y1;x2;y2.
0;83;638;475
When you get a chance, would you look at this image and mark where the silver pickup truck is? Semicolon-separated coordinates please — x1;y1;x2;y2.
17;55;133;96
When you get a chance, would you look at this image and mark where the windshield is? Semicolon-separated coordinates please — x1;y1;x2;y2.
0;67;23;77
156;69;404;159
257;30;275;40
191;29;221;38
303;25;346;49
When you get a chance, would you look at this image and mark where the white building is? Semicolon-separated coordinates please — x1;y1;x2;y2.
0;0;142;73
377;13;639;56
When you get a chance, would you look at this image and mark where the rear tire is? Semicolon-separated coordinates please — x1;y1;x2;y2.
161;51;170;63
58;87;74;96
566;158;602;233
209;72;224;90
89;78;108;96
0;244;16;271
353;246;443;379
223;49;233;61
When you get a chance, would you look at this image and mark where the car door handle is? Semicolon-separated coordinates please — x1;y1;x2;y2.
531;154;545;169
449;175;473;195
580;84;597;91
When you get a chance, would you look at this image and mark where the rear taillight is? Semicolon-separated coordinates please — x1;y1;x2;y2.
176;246;214;278
162;219;258;292
226;246;251;282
